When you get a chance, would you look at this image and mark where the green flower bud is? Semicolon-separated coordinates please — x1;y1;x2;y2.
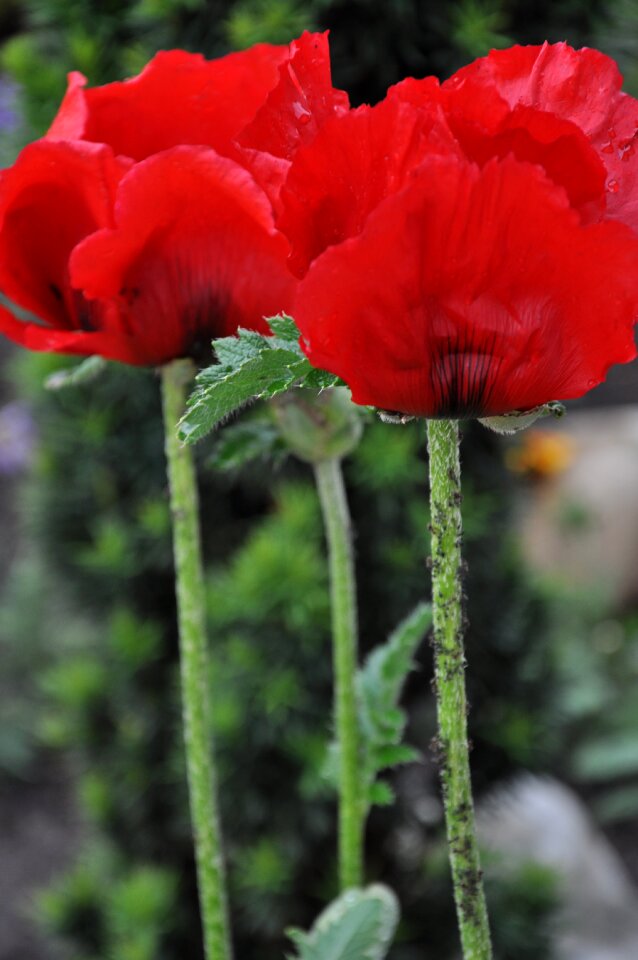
272;387;364;463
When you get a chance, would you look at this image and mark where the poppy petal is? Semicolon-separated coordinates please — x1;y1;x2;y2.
295;155;638;418
70;146;296;365
278;91;459;276
47;46;288;161
441;78;606;212
0;139;129;329
237;31;349;160
444;43;638;229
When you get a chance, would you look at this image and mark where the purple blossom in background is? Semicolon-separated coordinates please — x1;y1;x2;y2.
0;401;36;474
0;77;20;133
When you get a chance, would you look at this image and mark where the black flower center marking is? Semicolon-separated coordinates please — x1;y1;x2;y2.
430;329;502;419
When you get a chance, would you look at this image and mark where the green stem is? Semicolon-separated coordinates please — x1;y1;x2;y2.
314;456;363;890
426;419;493;960
161;359;232;960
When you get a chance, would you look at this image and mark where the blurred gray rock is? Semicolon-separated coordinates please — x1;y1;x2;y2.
478;776;638;960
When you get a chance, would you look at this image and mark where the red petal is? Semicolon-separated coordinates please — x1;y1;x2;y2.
295;155;638;418
279;91;459;276
0;301;142;363
238;32;349;161
70;146;296;365
0;139;129;329
436;70;605;212
47;46;288;161
446;43;622;134
444;43;638;229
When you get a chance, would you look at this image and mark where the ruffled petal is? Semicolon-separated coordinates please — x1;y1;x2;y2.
441;77;606;212
47;46;288;161
443;43;638;229
445;43;622;135
0;139;129;329
70;146;296;365
278;91;459;276
237;31;349;160
294;155;638;418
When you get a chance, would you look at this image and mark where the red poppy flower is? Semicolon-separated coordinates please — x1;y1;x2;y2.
283;44;638;419
0;32;345;366
0;137;295;365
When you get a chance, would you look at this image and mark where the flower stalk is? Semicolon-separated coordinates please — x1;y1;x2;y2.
314;455;363;890
161;358;232;960
426;418;492;960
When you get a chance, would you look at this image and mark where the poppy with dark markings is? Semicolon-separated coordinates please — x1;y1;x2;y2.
0;32;346;365
284;44;638;419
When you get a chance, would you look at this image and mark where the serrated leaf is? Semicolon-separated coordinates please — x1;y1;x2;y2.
214;330;264;367
286;885;399;960
267;314;301;343
363;604;431;808
304;366;345;390
324;604;430;808
45;355;107;390
359;602;432;734
179;317;344;444
179;349;307;442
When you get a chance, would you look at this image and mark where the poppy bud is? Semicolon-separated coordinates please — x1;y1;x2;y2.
272;387;363;463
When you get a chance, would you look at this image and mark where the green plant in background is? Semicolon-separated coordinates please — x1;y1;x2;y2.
2;342;566;959
226;0;314;48
38;843;177;960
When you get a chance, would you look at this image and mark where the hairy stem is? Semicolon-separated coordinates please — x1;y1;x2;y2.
314;456;363;889
426;419;492;960
161;359;232;960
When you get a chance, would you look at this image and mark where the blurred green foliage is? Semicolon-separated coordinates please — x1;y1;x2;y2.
1;0;638;959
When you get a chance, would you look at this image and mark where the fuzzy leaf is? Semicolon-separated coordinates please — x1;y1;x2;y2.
213;331;264;368
304;366;347;390
324;603;431;808
179;316;342;443
358;603;431;807
179;348;307;442
287;885;399;960
45;355;107;390
268;314;300;343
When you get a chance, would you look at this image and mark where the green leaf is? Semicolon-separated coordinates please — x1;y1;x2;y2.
368;782;395;807
179;348;307;442
207;420;287;472
178;316;343;443
323;603;431;807
304;366;347;390
358;603;431;807
214;331;264;367
45;355;107;390
267;314;300;343
572;735;638;781
287;885;399;960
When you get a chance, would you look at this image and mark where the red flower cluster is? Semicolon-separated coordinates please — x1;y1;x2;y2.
286;44;638;418
0;33;346;365
1;39;637;419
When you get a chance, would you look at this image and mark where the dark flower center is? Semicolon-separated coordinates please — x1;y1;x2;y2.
430;331;502;418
